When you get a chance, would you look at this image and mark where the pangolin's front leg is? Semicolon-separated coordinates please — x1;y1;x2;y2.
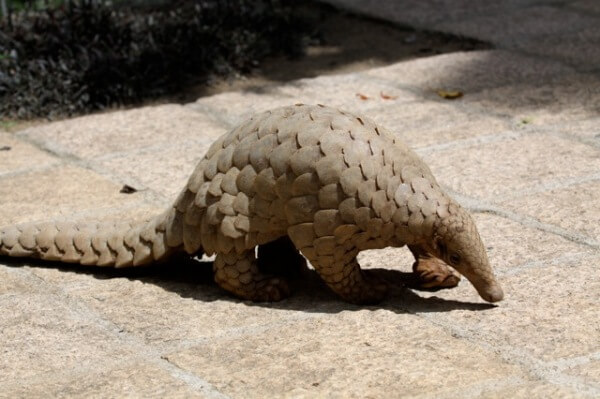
408;245;461;290
298;244;388;305
213;249;291;302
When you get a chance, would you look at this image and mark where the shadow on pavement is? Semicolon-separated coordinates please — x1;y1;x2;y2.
1;255;496;314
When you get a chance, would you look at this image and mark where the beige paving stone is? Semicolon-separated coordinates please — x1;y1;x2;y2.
26;260;329;347
187;88;295;126
5;362;204;398
437;6;599;47
0;133;60;175
188;74;417;128
364;50;574;94
421;133;600;201
0;266;40;295
277;73;419;112
465;73;600;125
0;165;146;225
468;213;591;275
367;101;510;149
410;377;585;399
165;311;522;398
477;381;583;399
0;292;136;383
419;253;600;362
548;117;600;140
18;104;226;160
96;137;217;199
566;360;600;385
499;180;600;241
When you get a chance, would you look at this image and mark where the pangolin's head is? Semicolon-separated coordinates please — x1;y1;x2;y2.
429;203;504;303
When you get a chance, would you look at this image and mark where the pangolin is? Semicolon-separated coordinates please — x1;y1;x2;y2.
0;104;503;304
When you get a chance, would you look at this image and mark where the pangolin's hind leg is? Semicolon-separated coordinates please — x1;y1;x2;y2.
257;236;307;278
408;245;461;291
213;249;291;302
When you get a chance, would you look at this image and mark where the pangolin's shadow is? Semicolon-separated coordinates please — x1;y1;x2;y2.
1;256;495;314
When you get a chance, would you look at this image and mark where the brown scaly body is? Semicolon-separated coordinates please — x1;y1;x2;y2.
0;104;503;304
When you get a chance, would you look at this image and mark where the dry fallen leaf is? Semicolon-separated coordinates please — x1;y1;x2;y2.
120;184;138;194
356;93;370;100
380;92;398;100
437;89;463;99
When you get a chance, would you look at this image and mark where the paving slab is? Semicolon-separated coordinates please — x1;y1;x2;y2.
423;255;600;362
0;291;137;383
499;180;600;242
164;311;522;398
188;73;418;128
0;133;60;176
367;101;511;149
421;132;600;202
463;73;600;125
476;381;583;399
96;137;218;199
0;165;148;225
364;50;575;94
3;362;205;399
26;262;316;348
567;360;600;386
18;104;226;160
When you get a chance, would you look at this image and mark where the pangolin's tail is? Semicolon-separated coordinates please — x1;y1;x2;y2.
0;208;184;267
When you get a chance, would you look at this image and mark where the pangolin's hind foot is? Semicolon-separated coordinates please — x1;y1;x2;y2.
347;271;388;305
408;246;461;291
213;250;291;302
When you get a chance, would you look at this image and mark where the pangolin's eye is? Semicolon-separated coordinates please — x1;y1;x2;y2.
449;253;461;265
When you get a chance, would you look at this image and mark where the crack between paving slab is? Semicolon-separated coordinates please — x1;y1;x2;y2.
184;102;241;129
14;132;171;209
185;86;297;128
494;171;600;202
499;251;595;277
0;160;64;180
0;266;231;398
547;351;600;372
415;130;524;154
544;127;600;151
154;357;233;399
447;189;600;250
93;136;213;162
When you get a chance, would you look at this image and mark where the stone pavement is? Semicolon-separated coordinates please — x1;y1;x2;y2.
1;0;599;397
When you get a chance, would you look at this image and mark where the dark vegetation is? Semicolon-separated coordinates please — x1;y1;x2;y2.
0;0;315;119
